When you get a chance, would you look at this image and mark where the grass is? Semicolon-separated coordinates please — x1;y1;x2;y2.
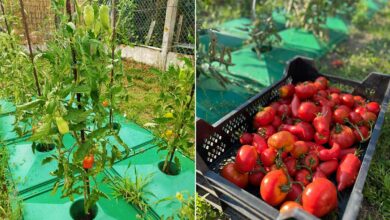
318;2;390;219
119;60;162;126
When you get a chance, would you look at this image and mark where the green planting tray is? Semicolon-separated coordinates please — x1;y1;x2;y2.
0;99;15;116
0;114;25;143
111;146;195;219
22;172;155;220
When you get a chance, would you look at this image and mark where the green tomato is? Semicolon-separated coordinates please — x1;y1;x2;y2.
99;5;110;30
84;5;94;28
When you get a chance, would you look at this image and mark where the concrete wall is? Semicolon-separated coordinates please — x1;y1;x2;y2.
119;45;194;70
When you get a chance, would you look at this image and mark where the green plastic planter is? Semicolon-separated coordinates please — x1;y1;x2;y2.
111;146;195;219
22;172;155;220
0;99;15;116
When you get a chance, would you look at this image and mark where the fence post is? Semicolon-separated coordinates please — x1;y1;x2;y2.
160;0;178;70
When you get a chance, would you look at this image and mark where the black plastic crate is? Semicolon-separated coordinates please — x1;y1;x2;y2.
196;57;390;220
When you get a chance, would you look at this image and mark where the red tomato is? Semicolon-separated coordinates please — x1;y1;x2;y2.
291;94;300;118
330;124;355;149
308;143;326;156
328;87;341;94
348;111;363;125
248;164;265;186
318;143;340;161
277;104;292;118
284;157;298;177
270;101;281;112
254;107;276;126
279;122;315;142
102;100;109;107
239;132;253;145
339;147;357;160
260;170;289;206
314;76;328;90
272;115;282;129
295;169;311;186
83;155;94;169
298;102;318;122
340;94;354;107
353;95;365;106
252;134;268;154
366;101;380;115
354;106;366;115
333;105;351;124
291;141;309;158
221;163;248;188
329;93;341;105
317;89;328;98
286;183;303;201
267;131;295;152
337;154;361;191
279;84;295;98
361;111;377;126
235;145;258;173
295;82;317;99
304;153;319;171
353;125;370;142
257;125;276;140
318;160;338;176
260;148;277;166
314;131;329;145
280;201;303;214
312;169;327;180
302;178;337;217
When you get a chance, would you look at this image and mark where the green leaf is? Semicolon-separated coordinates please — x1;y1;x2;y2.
73;141;93;161
65;109;92;123
72;84;91;93
42;156;55;165
29;122;52;142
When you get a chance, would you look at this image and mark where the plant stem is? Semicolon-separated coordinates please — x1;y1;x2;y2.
84;168;92;220
19;0;41;96
0;0;11;35
109;0;117;126
163;83;195;174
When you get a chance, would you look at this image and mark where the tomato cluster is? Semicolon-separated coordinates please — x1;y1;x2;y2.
220;76;380;218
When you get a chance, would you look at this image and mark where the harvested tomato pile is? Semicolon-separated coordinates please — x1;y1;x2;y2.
220;76;381;217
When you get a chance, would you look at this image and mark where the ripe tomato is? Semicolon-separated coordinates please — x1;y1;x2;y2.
249;165;265;186
252;134;268;154
102;100;109;107
314;131;329;145
361;111;377;126
254;107;276;126
260;169;289;206
302;178;337;217
328;93;341;105
235;145;258;173
277;104;292;118
280;201;303;214
328;87;341;94
317;90;328;98
257;125;276;140
221;163;248;188
271;115;282;129
270;101;281;112
260;148;277;166
348;111;363;125
240;133;253;145
291;141;309;158
284;157;298;177
267;131;295;152
339;147;357;160
337;154;361;191
286;183;303;201
303;153;319;171
314;76;328;90
295;169;311;186
298;102;318;122
353;95;365;107
83;155;95;169
354;106;366;115
330;124;355;149
340;94;354;107
279;84;295;98
318;160;338;176
279;122;314;142
295;82;317;99
312;169;327;180
366;101;380;115
353;125;370;142
333;105;351;124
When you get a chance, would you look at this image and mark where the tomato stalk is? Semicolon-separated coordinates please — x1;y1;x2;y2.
0;0;11;36
18;0;41;96
275;149;293;193
346;121;372;142
163;83;195;174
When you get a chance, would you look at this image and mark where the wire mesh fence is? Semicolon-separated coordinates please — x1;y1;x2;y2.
173;0;195;55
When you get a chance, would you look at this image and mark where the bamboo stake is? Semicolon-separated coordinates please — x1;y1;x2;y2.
109;0;117;126
19;0;41;96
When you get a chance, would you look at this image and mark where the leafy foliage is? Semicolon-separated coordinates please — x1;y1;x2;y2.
196;193;225;220
147;59;195;173
105;167;155;218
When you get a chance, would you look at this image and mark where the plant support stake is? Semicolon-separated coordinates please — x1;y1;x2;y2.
109;0;117;126
19;0;41;96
